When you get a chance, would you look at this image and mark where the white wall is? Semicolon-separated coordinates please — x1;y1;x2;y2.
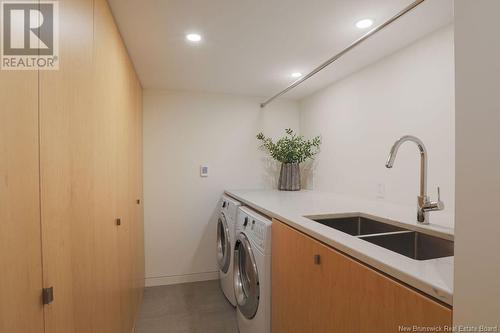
454;0;500;326
143;25;456;287
299;25;455;227
143;90;299;286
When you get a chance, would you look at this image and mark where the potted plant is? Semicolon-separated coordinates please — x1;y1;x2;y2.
257;129;321;191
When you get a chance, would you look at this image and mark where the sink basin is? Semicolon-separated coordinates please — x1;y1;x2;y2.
311;216;405;236
308;215;454;260
359;231;454;260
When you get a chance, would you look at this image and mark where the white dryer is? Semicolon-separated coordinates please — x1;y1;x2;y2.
233;207;272;333
217;194;241;306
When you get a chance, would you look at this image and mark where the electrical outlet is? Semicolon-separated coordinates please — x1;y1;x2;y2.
376;183;385;199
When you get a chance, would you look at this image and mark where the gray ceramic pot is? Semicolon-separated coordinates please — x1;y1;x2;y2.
278;163;300;191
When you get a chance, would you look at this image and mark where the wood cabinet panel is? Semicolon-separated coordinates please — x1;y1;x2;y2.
272;220;452;333
0;0;142;331
97;0;144;330
92;1;126;331
39;0;144;332
0;68;44;333
132;80;145;314
272;218;319;332
39;0;102;332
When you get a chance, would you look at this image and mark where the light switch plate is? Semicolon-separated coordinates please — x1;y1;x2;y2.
200;165;209;177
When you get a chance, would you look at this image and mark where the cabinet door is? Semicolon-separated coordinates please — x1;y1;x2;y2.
272;219;321;332
273;219;349;332
272;220;452;333
111;17;142;331
40;0;143;332
0;68;44;333
92;1;143;331
133;80;145;310
39;0;107;332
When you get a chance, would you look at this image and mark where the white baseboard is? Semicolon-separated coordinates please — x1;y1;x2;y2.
145;271;219;287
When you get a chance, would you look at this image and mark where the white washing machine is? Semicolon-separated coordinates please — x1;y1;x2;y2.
233;206;272;333
217;194;241;307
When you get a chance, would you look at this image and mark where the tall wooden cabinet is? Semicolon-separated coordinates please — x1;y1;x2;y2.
39;0;97;332
0;0;144;332
272;219;452;333
0;66;45;333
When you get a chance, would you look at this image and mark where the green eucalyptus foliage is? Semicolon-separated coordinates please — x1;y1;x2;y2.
256;128;321;164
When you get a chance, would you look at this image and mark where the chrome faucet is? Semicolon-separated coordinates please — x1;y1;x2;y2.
385;135;444;224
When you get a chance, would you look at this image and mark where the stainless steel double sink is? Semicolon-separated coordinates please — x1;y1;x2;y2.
307;216;454;260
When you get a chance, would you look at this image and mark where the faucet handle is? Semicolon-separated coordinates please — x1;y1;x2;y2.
423;186;445;213
435;186;444;210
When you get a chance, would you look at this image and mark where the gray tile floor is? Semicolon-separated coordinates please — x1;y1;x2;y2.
135;280;238;333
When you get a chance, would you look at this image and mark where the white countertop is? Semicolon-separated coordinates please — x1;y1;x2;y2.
225;189;454;306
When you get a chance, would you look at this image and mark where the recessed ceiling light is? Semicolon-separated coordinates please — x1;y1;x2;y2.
355;19;374;29
291;72;302;78
186;33;202;42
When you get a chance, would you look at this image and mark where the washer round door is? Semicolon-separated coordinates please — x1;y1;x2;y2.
233;233;260;319
217;213;231;273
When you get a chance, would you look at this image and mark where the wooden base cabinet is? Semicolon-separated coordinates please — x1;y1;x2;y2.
272;220;452;333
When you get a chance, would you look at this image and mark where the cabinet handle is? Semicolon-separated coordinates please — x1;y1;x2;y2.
42;287;54;305
314;254;321;265
116;218;122;226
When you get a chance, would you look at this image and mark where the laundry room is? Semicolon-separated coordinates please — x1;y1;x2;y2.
1;1;499;333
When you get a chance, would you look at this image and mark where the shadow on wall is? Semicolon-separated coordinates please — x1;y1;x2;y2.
262;156;280;189
301;159;318;190
190;196;223;274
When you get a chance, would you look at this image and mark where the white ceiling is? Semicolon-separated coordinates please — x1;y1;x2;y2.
107;0;453;101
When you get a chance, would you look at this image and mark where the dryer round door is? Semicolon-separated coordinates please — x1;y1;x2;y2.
233;233;260;319
217;213;231;273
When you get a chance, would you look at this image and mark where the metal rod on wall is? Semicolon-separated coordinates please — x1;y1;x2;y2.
260;0;425;108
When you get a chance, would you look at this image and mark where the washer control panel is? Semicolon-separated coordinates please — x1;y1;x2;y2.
221;195;241;224
250;219;265;245
237;207;272;254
